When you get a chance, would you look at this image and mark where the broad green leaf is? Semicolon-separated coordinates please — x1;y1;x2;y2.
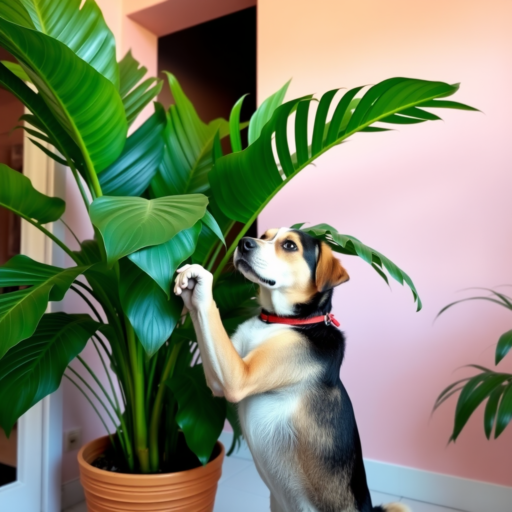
0;285;52;359
1;60;30;81
496;330;512;365
150;73;230;198
129;222;202;298
5;0;119;87
0;16;127;173
0;255;89;356
248;79;290;144
166;364;226;465
119;50;162;127
495;381;512;438
0;313;99;436
99;104;167;196
90;194;208;265
452;372;511;441
0;63;83;170
296;223;422;311
484;385;504;439
119;259;182;356
0;163;65;223
211;78;476;225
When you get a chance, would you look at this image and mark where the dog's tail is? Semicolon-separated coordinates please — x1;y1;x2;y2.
373;503;412;512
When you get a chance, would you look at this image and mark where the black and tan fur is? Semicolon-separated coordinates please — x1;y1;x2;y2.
174;228;410;512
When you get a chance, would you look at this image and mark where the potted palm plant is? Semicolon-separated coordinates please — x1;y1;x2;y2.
0;1;476;510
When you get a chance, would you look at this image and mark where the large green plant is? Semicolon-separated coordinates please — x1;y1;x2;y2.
0;0;476;473
435;289;512;441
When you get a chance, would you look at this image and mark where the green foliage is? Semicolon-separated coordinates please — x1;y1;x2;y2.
211;78;476;225
435;288;512;440
0;313;100;436
0;163;65;223
89;194;208;265
0;0;476;475
150;73;230;198
0;256;89;357
0;13;127;175
294;223;422;310
129;222;202;297
99;105;167;196
119;259;182;356
119;50;163;127
166;365;226;465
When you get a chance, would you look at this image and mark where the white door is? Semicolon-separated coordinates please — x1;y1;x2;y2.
0;122;63;512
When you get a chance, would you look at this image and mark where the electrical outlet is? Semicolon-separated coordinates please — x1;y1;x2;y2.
64;428;82;452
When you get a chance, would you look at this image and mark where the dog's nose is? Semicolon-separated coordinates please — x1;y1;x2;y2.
239;237;257;254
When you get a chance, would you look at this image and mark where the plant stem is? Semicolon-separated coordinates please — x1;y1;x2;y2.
64;374;117;450
66;159;91;211
148;341;182;472
67;366;127;455
24;216;81;264
126;318;150;473
68;364;122;427
76;356;121;420
84;155;103;198
91;336;134;471
70;285;104;323
59;218;82;247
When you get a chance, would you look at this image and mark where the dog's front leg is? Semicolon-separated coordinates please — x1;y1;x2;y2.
174;264;247;402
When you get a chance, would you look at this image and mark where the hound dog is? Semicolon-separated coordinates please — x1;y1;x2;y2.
174;227;410;512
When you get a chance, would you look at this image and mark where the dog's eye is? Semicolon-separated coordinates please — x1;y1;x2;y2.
282;241;297;251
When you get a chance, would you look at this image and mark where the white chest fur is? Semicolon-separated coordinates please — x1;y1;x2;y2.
232;318;314;511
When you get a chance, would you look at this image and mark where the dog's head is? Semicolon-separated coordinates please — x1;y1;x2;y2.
234;227;349;314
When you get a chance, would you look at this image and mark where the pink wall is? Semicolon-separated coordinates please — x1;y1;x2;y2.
258;0;512;487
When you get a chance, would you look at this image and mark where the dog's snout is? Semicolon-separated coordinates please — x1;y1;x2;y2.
239;237;257;254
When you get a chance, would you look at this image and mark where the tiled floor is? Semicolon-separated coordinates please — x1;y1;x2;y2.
64;456;467;512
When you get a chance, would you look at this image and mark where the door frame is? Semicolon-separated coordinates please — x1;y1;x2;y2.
0;127;64;512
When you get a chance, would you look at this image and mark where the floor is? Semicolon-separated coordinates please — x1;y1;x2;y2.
64;455;467;512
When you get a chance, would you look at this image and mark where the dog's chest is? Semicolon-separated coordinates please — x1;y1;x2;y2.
232;318;304;503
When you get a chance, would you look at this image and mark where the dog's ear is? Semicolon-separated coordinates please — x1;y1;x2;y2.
315;242;349;292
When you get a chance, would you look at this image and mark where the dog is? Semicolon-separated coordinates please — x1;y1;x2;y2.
174;227;410;512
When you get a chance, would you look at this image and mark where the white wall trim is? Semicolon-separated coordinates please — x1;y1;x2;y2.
21;122;64;512
219;431;512;512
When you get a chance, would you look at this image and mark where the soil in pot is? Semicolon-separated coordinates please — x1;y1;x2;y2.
91;432;210;474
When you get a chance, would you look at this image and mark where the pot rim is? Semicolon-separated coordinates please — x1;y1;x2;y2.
78;435;225;481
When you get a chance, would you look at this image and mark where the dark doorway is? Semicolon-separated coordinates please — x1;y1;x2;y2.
158;7;256;127
158;7;257;239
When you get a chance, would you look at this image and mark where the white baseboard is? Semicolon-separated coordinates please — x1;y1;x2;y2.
61;478;84;510
220;431;512;512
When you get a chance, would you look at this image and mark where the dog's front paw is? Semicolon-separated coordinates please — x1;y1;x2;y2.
174;264;213;310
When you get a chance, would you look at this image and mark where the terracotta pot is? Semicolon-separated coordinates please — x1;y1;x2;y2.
78;436;224;512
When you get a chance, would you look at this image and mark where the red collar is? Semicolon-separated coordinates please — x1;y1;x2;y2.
259;312;340;328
